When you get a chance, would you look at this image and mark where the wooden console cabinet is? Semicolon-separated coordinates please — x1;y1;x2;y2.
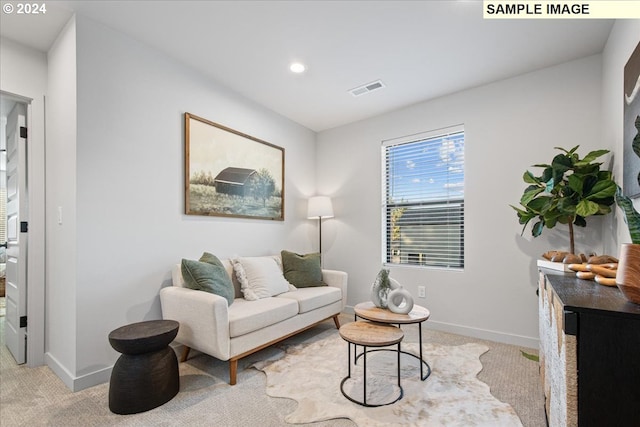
538;270;640;427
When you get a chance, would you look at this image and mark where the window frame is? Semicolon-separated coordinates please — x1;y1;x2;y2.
381;125;465;270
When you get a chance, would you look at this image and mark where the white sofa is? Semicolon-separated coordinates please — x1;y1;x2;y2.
160;256;348;385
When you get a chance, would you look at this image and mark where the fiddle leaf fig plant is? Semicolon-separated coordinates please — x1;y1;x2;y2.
511;145;617;255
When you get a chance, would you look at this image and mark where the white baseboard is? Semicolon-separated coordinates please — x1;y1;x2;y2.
45;344;184;392
45;352;112;392
342;305;539;349
425;320;539;349
44;352;75;391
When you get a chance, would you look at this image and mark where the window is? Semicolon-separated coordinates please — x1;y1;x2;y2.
382;126;464;269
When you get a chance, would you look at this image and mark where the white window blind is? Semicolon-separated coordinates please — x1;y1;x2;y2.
382;126;465;269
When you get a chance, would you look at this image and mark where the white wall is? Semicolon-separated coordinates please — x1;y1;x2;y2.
317;55;605;347
0;37;47;367
45;16;78;388
601;21;640;255
9;10;637;391
62;15;317;389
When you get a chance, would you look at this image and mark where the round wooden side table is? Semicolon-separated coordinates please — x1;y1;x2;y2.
339;320;404;407
354;301;431;381
108;320;180;414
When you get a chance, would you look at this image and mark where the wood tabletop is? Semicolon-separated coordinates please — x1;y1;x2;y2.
354;301;430;324
109;320;179;354
339;321;404;347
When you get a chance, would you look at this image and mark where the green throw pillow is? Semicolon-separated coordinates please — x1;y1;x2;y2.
181;254;234;306
199;252;224;267
281;250;326;288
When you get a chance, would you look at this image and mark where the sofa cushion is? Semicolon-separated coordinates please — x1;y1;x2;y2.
181;256;235;306
233;256;292;300
281;250;327;288
201;253;242;298
277;286;342;314
228;297;298;337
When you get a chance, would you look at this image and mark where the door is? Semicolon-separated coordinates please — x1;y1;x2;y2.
4;102;27;364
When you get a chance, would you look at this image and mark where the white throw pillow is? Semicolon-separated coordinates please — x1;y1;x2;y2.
233;257;292;300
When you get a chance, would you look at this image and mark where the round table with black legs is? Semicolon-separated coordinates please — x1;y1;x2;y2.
354;301;432;381
339;320;404;407
108;320;180;414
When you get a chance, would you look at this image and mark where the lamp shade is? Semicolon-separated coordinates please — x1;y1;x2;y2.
307;196;334;219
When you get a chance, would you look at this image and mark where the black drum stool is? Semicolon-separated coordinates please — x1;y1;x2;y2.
108;320;180;414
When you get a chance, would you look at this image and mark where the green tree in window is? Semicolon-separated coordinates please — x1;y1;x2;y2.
390;206;406;263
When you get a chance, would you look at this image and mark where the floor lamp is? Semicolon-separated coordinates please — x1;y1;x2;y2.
307;196;334;258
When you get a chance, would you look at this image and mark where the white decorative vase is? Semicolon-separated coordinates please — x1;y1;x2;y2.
370;269;399;308
387;287;414;314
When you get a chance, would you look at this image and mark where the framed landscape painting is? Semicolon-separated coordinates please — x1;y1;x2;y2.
623;41;640;198
184;113;285;220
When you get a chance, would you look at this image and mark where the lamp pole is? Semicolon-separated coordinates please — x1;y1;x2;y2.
308;196;334;265
318;215;323;255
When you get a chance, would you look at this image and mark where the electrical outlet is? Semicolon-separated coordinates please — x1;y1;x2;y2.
418;286;426;298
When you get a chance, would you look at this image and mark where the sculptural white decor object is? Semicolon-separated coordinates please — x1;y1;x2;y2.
371;270;414;313
370;269;399;309
387;280;414;314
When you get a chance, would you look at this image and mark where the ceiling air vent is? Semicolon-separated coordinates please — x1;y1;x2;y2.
349;80;385;97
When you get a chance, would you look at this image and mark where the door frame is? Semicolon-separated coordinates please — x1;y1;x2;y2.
1;90;45;367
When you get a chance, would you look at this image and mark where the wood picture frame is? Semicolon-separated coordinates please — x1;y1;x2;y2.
184;113;285;220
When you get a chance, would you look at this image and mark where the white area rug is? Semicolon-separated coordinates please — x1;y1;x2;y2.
253;334;523;426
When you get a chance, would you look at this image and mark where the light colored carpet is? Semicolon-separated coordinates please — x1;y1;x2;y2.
254;334;523;426
0;314;545;426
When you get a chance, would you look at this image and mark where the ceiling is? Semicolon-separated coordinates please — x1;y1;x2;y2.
0;1;614;131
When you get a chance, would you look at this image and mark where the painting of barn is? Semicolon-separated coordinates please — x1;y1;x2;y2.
214;167;257;197
185;112;284;220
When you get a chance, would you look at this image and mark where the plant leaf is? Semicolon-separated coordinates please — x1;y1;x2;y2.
615;187;640;244
551;153;573;171
576;200;599;217
567;174;583;195
520;350;539;362
545;215;558;229
574;215;587;227
545;178;555;193
527;196;553;214
521;187;544;206
557;197;577;214
576;149;610;166
523;171;539;184
511;205;536;226
554;145;579;155
585;180;617;200
532;221;544;237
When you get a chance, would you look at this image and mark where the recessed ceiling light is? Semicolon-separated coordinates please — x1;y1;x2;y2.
290;62;306;73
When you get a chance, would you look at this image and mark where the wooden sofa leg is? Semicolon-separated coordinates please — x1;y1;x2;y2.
229;359;238;385
180;346;191;363
333;315;341;329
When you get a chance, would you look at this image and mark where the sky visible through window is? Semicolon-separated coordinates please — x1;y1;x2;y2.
387;131;465;203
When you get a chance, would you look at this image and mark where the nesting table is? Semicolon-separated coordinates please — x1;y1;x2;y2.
354;301;431;381
108;320;180;414
339;320;404;407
